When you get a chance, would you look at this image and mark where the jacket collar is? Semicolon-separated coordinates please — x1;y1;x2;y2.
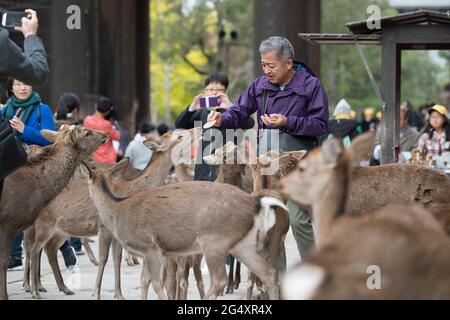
257;71;309;96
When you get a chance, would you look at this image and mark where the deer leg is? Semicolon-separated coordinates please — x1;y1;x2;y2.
23;226;34;293
235;261;241;290
182;258;190;300
44;236;74;296
82;239;99;266
111;238;125;300
125;251;135;266
93;225;113;300
30;229;55;298
144;250;167;300
225;255;234;294
36;250;45;292
0;229;16;300
192;254;205;300
164;257;177;300
140;260;151;300
203;253;228;300
230;246;278;300
246;272;257;300
175;256;188;300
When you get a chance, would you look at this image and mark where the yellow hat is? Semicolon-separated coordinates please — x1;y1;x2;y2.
364;107;374;118
428;104;449;119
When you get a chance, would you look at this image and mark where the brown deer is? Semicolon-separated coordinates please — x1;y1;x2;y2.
81;161;289;300
0;126;107;300
203;142;254;295
162;161;206;300
246;149;307;300
24;129;200;299
279;134;450;299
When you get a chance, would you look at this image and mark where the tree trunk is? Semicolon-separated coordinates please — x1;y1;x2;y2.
253;0;321;78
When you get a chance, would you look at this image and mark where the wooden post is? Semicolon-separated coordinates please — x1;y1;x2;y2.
381;26;401;164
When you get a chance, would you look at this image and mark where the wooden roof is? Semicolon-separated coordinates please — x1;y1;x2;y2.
346;9;450;35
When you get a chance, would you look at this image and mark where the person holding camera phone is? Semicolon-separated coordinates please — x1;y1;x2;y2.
175;72;255;182
1;9;49;193
207;37;329;272
0;9;49;88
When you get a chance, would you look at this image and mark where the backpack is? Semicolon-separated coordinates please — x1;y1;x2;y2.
0;111;28;180
326;124;363;147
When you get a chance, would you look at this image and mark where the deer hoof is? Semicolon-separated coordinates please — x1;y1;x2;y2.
62;288;75;296
38;287;48;293
32;292;42;299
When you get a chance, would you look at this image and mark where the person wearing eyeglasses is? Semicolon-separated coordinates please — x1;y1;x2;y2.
175;71;255;182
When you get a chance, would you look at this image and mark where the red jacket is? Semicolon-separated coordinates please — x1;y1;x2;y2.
83;114;121;164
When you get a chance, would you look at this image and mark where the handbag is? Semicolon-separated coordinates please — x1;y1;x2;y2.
0;111;28;180
259;90;317;154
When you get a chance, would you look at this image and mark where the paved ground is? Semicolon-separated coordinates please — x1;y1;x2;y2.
7;230;300;300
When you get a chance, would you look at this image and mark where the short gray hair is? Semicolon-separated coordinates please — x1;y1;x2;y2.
259;36;295;61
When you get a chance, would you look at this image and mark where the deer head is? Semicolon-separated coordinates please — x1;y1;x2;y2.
279;133;375;209
250;150;307;191
144;128;202;153
41;125;108;155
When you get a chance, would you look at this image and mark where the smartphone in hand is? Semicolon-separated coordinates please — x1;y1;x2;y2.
199;96;220;108
1;11;30;28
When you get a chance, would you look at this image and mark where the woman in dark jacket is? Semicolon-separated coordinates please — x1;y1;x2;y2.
175;72;255;181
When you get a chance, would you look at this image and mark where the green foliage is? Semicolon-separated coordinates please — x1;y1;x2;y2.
150;0;253;125
321;0;449;114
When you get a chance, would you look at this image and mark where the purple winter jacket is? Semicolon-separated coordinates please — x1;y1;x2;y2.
221;71;329;137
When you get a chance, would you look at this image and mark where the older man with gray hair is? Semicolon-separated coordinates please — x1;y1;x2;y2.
208;36;329;273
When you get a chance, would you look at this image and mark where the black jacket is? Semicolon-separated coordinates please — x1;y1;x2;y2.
0;28;49;86
175;106;255;181
319;119;361;145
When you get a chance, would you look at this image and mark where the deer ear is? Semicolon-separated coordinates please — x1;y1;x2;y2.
188;127;203;142
40;130;58;143
110;158;130;178
287;150;308;162
258;154;273;167
68;125;80;145
144;140;162;152
80;161;94;180
321;138;344;167
350;132;375;164
26;146;50;163
203;154;217;165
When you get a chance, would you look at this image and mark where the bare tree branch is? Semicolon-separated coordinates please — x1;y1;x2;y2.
182;55;209;76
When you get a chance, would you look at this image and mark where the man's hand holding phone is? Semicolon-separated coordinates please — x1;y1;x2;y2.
14;9;38;38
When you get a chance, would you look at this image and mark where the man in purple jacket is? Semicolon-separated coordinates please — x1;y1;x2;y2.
208;36;329;273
